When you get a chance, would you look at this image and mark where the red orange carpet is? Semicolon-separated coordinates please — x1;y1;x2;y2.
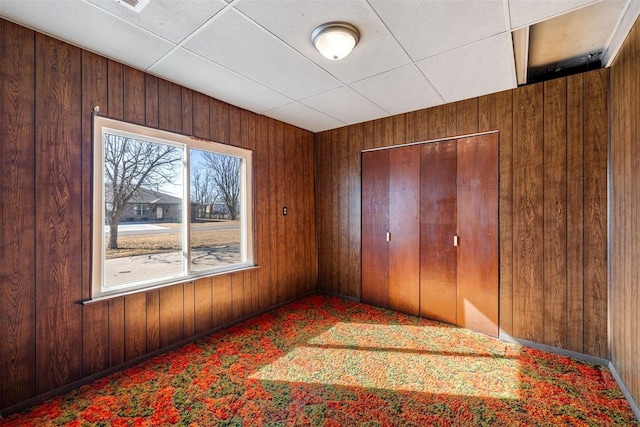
2;295;637;426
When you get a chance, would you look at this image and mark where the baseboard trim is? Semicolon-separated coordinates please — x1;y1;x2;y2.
608;361;640;421
316;290;361;303
498;333;610;366
0;291;315;418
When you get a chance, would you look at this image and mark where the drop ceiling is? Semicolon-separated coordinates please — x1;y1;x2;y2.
1;0;638;132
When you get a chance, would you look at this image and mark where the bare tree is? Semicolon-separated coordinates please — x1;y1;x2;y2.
104;133;181;249
202;153;240;220
191;167;217;219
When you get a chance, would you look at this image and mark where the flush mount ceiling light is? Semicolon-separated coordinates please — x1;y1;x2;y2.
311;22;360;61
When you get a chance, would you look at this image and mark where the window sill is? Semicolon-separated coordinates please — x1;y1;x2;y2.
83;264;260;304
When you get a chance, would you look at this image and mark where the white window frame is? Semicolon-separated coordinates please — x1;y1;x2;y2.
91;115;254;300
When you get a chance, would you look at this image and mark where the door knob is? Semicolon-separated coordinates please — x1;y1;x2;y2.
454;235;458;247
386;232;391;242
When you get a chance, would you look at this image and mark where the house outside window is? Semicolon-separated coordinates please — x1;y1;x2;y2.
91;115;254;300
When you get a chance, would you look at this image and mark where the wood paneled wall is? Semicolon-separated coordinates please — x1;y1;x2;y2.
610;16;640;409
0;18;316;412
316;70;608;358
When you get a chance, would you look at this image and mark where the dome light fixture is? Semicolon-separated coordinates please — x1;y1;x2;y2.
311;22;360;61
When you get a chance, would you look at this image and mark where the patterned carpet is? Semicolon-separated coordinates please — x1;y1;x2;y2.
2;294;638;426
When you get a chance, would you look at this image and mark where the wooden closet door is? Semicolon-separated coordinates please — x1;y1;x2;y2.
388;145;421;316
456;134;499;337
361;150;390;308
420;140;457;324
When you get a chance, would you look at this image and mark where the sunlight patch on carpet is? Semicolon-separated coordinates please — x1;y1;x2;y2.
250;322;521;400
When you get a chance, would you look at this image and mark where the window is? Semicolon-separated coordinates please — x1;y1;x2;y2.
91;116;253;300
133;204;150;216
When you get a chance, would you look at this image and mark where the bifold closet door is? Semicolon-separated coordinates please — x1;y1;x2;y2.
361;150;389;308
456;134;499;337
388;145;421;316
420;140;458;324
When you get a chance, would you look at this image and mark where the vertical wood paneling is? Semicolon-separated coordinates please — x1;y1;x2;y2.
146;291;160;353
566;74;585;353
192;91;210;140
543;78;568;348
159;285;184;348
144;75;159;128
34;34;83;395
193;277;213;334
512;84;545;343
158;79;182;133
347;124;363;298
316;132;332;292
316;72;608;359
490;90;514;337
81;50;109;378
124;293;147;361
108;298;125;367
213;274;233;327
107;60;123;119
336;127;350;295
456;98;478;134
0;21;35;408
123;66;145;125
583;69;608;359
610;20;640;403
183;281;195;338
1;18;319;412
388;145;421;316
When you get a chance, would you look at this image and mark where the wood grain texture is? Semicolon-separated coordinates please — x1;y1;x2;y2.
80;51;109;378
0;18;319;412
158;80;182;133
0;20;36;409
336;127;350;295
543;78;568;348
108;298;125;367
388;145;421;316
512;84;545;342
420;140;457;324
490;90;514;337
456;134;499;337
146;291;160;353
566;73;585;353
361;150;390;308
159;285;184;349
123;66;145;125
348;124;363;298
582;69;608;359
34;33;83;394
193;277;213;334
124;293;147;361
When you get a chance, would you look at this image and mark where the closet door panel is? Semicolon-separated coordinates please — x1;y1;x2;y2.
420;140;457;324
361;150;390;308
388;145;421;316
456;134;499;337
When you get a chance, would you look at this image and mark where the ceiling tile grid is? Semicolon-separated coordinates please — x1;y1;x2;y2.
183;8;342;101
417;33;517;103
349;64;444;115
0;0;635;132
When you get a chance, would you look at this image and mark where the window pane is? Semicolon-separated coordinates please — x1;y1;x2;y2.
189;149;241;272
103;133;184;287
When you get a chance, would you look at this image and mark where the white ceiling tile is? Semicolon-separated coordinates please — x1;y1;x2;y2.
367;0;506;61
417;33;517;103
234;0;412;84
508;0;599;29
301;87;389;125
264;102;347;133
350;65;443;115
0;0;174;70
85;0;226;43
183;9;341;100
149;48;291;114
